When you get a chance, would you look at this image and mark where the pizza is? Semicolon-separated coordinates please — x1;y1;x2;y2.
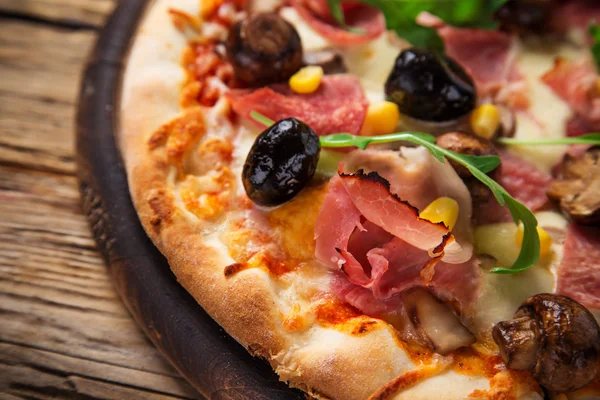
119;0;600;399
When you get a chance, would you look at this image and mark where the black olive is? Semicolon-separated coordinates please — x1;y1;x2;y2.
243;118;320;206
495;0;555;34
226;13;303;87
384;48;476;122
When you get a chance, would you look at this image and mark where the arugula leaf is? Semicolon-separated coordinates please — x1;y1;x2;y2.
498;133;600;146
249;111;539;274
590;24;600;70
327;0;508;50
250;111;275;127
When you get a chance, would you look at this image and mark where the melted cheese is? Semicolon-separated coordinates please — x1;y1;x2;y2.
151;3;597;398
510;39;583;173
341;34;405;103
280;7;329;51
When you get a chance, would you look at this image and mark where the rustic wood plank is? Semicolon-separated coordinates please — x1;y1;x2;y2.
0;342;197;399
0;163;200;397
0;20;97;174
0;4;202;399
0;0;116;28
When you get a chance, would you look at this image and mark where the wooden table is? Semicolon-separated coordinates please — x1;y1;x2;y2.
0;1;200;398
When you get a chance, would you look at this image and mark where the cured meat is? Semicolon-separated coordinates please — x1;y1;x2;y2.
315;155;481;316
290;0;385;46
542;58;600;129
339;172;453;254
474;151;551;225
226;74;368;135
343;147;473;264
557;224;600;310
548;0;600;34
566;116;593;137
440;26;526;107
417;12;525;107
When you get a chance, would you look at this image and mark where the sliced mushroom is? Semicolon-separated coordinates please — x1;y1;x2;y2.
303;48;347;74
547;147;600;225
493;294;600;393
225;13;303;86
436;131;499;179
495;104;517;139
401;289;475;355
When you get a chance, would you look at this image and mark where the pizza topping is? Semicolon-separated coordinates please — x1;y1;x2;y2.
341;147;474;264
419;197;459;231
547;146;600;225
494;0;554;34
338;172;455;256
290;0;385;46
541;57;600;129
242;117;320;206
493;293;600;393
227;74;368;135
473;151;551;225
548;0;600;34
470;104;501;140
435;25;525;107
225;13;303;86
384;48;476;122
400;288;475;355
302;48;347;74
359;102;401;137
288;65;324;94
556;223;600;310
435;131;499;179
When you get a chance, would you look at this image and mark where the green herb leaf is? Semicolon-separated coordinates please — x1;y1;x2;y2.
327;0;508;50
590;24;600;71
497;133;600;146
250;111;275;127
248;111;539;274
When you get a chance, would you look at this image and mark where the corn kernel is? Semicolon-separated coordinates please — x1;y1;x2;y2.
471;104;500;139
419;197;459;231
515;224;552;258
360;101;401;136
289;66;324;94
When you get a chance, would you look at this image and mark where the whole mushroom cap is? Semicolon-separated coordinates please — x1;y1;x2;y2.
493;294;600;393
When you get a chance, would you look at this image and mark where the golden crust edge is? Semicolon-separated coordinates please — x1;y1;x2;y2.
116;1;544;399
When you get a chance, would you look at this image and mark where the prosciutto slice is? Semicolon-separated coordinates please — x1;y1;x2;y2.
290;0;385;46
557;224;600;311
417;12;526;107
474;151;551;225
315;149;481;316
542;58;600;129
343;147;473;263
548;0;600;34
226;74;368;135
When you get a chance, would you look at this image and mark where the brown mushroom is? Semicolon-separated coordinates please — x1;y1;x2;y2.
436;131;499;178
225;13;303;86
547;146;600;225
493;294;600;393
399;289;475;355
303;48;347;75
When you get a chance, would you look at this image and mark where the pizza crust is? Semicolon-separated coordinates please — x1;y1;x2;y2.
119;1;544;399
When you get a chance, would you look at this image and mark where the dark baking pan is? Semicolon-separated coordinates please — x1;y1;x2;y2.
75;1;305;399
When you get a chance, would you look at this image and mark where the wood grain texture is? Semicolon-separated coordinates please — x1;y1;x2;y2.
0;1;201;398
0;0;115;28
